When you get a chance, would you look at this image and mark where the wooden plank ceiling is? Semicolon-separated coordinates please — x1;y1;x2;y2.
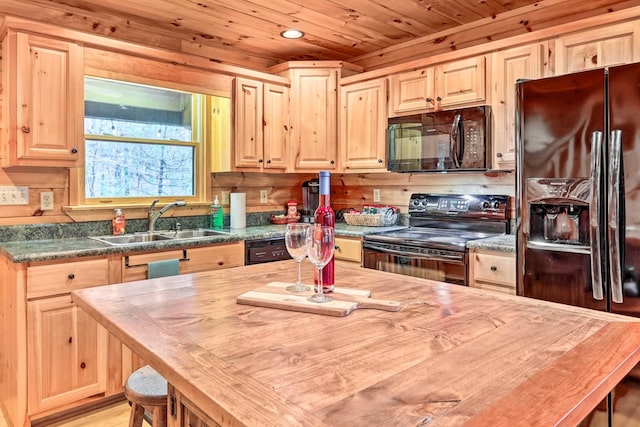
2;0;640;71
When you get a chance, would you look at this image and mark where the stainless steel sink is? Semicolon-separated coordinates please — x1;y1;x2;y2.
158;228;230;239
89;232;174;245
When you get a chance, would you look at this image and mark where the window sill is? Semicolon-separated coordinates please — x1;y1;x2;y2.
62;202;212;222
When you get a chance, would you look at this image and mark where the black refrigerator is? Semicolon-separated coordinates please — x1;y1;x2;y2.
516;63;640;425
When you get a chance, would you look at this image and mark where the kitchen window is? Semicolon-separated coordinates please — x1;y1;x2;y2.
79;76;206;205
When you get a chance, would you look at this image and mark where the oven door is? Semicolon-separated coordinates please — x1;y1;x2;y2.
363;241;467;285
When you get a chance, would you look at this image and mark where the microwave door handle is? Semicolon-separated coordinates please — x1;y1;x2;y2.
451;114;462;168
608;129;623;303
589;131;604;300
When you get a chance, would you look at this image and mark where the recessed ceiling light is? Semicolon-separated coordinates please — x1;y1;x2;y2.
280;29;304;39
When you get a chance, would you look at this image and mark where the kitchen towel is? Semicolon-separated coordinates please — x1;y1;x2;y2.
230;193;246;229
147;259;180;279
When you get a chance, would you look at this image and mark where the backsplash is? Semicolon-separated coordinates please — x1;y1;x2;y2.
0;211;412;243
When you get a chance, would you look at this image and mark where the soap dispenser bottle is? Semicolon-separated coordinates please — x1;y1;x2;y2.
112;209;126;236
210;196;223;229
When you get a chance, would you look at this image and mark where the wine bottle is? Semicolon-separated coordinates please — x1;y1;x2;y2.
314;170;335;292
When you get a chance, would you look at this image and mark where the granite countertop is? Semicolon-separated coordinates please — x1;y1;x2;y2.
466;234;516;253
0;223;408;263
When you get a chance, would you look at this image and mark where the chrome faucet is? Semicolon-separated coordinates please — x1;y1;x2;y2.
148;199;187;232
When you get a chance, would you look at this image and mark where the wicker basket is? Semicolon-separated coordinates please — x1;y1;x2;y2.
343;213;398;227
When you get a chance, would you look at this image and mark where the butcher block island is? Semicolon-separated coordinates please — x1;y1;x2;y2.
71;260;640;426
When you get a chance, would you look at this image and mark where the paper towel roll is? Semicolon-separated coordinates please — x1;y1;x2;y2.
230;193;246;229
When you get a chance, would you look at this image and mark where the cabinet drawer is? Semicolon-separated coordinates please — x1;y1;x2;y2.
335;237;362;263
122;242;245;282
27;259;109;299
472;251;516;286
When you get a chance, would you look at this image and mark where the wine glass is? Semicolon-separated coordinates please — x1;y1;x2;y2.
306;225;335;303
285;223;311;292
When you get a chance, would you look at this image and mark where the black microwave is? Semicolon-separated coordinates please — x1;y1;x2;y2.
387;105;491;172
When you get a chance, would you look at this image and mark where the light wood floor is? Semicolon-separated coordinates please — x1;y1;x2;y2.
0;401;150;427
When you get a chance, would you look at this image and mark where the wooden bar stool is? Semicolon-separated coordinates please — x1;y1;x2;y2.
124;365;168;427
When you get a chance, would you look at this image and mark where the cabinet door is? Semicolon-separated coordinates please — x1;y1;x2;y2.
555;21;640;74
340;78;387;171
289;68;338;171
2;31;83;167
435;56;486;107
335;237;362;264
388;67;435;116
491;44;546;170
233;78;264;169
27;295;108;414
263;83;289;170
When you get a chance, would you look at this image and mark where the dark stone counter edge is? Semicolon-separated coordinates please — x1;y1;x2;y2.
0;224;409;264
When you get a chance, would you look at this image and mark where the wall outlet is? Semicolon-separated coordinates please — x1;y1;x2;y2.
260;189;268;204
40;191;54;211
221;191;230;205
373;188;381;203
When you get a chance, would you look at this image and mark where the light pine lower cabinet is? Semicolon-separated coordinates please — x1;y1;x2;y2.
21;257;114;420
335;237;362;265
468;248;516;295
27;295;108;414
0;243;245;427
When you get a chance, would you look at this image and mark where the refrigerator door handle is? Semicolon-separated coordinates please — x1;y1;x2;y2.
608;129;623;303
589;131;604;300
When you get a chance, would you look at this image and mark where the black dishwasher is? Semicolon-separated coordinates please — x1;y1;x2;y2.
245;237;291;265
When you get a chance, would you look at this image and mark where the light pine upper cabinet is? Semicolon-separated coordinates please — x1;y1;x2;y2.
263;83;289;170
388;67;435;115
435;56;486;108
287;68;339;171
554;21;640;74
491;43;546;170
340;78;387;172
1;31;84;167
233;78;288;171
388;56;485;116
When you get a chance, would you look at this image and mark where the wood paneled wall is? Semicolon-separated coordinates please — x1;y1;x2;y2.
212;171;516;215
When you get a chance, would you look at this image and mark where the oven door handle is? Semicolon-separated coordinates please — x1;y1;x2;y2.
364;245;464;263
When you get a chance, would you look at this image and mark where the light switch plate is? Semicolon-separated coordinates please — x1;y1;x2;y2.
260;189;268;204
222;191;230;205
373;188;381;202
0;186;29;205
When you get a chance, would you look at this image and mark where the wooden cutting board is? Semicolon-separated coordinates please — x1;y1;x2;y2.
236;282;401;317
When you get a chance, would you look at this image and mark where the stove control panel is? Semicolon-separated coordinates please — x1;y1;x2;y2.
409;193;509;219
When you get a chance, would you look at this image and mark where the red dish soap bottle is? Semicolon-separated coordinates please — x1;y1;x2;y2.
314;170;335;292
112;209;126;236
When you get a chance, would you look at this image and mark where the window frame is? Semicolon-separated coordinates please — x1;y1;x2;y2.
72;75;210;207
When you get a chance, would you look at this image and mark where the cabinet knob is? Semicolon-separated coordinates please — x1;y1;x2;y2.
378;159;383;164
330;160;335;165
80;362;86;369
490;266;497;272
496;152;503;158
425;97;433;104
71;148;78;154
21;126;30;134
68;273;75;279
258;159;263;163
436;96;442;102
266;159;271;164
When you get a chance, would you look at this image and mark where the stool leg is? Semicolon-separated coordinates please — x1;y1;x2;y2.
151;405;168;427
129;402;146;427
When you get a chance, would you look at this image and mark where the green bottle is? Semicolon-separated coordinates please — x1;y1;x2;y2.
210;195;223;229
